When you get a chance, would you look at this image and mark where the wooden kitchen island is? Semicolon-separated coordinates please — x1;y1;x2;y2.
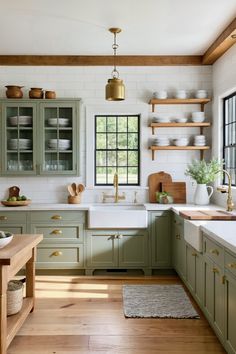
0;234;43;354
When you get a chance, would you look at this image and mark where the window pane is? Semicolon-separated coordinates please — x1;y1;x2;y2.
96;167;107;184
107;167;117;183
107;116;116;132
117;167;127;184
118;151;127;166
107;133;116;149
96;151;106;166
128;151;138;166
96;117;106;132
128;167;138;184
118;133;127;149
128;116;138;132
96;134;106;149
128;133;138;149
107;151;116;166
118;116;127;132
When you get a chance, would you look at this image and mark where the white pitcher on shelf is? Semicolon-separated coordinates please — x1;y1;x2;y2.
194;184;213;205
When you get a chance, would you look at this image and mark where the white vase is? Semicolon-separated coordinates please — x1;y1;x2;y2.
194;184;213;205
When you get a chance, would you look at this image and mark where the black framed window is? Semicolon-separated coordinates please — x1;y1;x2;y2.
95;115;140;185
223;92;236;186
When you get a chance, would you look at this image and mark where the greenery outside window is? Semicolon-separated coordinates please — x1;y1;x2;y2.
223;92;236;186
95;115;140;185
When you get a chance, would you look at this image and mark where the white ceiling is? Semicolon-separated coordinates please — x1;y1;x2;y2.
0;0;235;56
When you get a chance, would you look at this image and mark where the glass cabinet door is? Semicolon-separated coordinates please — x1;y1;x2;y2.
2;102;36;175
39;102;78;175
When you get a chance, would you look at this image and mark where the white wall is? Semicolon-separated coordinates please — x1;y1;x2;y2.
211;44;236;208
0;65;212;203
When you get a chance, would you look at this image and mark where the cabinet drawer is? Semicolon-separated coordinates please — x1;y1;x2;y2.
36;245;84;268
0;212;27;224
32;225;83;242
30;211;85;223
204;236;224;267
225;251;236;277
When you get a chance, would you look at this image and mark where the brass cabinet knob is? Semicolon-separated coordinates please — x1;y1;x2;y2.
50;251;63;257
50;229;62;235
228;263;236;269
210;249;219;256
0;216;7;221
212;267;219;274
51;215;62;220
175;234;181;240
192;252;197;257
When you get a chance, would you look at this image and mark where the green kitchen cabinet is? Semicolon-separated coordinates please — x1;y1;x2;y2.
29;210;85;269
85;229;148;274
149;211;172;268
172;213;186;280
0;211;27;234
203;235;225;342
0;98;80;176
185;243;204;307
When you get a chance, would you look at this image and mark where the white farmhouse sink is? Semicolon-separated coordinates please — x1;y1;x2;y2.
88;204;148;229
184;219;208;252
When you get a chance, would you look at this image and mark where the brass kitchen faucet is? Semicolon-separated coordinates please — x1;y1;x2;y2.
217;169;234;212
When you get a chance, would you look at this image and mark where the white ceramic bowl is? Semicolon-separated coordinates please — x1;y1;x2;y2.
0;231;13;249
175;90;187;99
173;138;189;146
48;118;69;127
175;118;188;123
153;90;167;99
192;111;205;119
195;90;208;99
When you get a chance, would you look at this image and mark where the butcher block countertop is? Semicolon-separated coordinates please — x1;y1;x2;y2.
179;209;236;220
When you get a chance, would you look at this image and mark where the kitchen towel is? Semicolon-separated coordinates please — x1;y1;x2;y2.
123;284;199;318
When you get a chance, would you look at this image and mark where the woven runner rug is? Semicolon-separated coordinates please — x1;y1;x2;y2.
123;284;200;318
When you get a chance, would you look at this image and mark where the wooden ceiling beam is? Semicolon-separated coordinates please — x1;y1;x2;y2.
202;17;236;65
0;55;203;66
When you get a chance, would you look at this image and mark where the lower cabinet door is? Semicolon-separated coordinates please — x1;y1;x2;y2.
86;231;118;268
203;256;225;341
0;225;27;234
186;244;196;294
225;271;236;354
36;244;84;269
119;230;148;268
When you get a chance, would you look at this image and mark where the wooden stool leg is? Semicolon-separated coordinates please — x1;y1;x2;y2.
0;266;8;354
25;248;36;312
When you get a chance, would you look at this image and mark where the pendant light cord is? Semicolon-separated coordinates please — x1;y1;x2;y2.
112;32;119;79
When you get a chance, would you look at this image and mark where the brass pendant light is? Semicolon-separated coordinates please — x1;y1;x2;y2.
105;28;125;101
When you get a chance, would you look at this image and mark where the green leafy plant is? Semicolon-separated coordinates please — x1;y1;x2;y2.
185;159;223;184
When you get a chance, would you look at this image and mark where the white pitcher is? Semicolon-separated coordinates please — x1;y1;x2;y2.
194;184;214;205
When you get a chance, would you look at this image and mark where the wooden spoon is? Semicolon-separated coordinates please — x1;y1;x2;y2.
78;184;85;193
67;185;75;197
72;183;77;196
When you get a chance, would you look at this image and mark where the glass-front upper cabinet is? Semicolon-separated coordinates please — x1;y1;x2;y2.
1;101;37;175
39;101;78;175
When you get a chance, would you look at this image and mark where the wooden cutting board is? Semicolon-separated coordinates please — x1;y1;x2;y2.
162;182;186;204
179;210;236;220
148;171;172;203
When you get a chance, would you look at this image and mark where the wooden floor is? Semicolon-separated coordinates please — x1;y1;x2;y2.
8;274;226;354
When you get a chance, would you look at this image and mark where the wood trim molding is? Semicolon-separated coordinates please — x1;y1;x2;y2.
0;55;203;66
203;17;236;64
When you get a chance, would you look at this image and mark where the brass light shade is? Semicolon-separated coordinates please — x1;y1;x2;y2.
106;78;125;101
105;28;125;101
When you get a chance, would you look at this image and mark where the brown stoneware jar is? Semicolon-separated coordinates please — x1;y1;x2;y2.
5;85;24;98
29;87;44;99
45;91;56;99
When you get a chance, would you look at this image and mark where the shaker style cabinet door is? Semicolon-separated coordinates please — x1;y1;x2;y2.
38;101;78;175
1;101;37;175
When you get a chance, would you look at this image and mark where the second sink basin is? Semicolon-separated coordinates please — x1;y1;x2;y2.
88;204;148;229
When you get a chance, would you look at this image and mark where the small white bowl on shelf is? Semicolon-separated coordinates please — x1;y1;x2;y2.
153;117;170;123
153;90;168;99
175;90;187;99
175;118;188;123
173;138;189;146
195;90;208;99
191;112;205;122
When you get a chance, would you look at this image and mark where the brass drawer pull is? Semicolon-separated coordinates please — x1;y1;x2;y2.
50;251;63;257
228;263;236;269
212;267;219;274
50;229;62;235
192;252;197;257
175;234;181;240
51;215;62;220
0;216;7;221
210;249;219;256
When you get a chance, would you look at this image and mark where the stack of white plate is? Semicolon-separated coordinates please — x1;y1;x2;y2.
48;118;69;127
48;139;71;150
194;135;206;146
195;90;208;99
8;116;32;126
153;137;170;146
8;139;32;150
153;90;168;99
191;112;205;123
173;137;189;146
153;117;170;123
174;90;187;99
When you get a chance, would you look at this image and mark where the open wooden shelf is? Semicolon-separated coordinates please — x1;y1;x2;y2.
149;145;210;160
149;98;211;112
150;122;211;134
